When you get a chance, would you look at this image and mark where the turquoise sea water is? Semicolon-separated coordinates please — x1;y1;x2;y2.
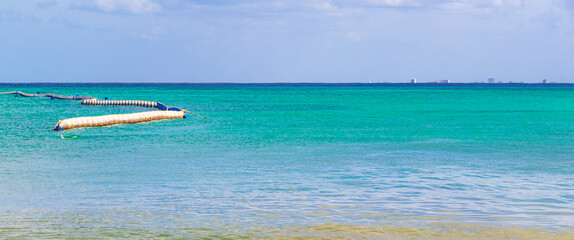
1;84;573;238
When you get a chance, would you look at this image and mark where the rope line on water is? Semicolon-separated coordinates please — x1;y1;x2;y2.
1;91;96;100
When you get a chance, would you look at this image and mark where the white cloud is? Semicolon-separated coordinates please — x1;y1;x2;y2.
310;1;338;11
76;0;161;14
331;0;421;8
138;0;522;16
366;0;419;7
437;0;523;10
71;0;527;17
327;0;522;10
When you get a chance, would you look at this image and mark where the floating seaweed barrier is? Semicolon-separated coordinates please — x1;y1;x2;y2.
1;91;205;131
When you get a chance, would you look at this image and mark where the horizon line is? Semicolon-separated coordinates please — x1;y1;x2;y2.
1;82;573;86
0;82;574;87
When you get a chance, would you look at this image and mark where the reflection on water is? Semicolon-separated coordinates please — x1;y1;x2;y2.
1;209;572;239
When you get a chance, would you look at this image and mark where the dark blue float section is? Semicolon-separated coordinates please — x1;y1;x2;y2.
156;103;167;111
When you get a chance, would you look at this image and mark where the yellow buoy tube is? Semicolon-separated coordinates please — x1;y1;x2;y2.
53;110;186;131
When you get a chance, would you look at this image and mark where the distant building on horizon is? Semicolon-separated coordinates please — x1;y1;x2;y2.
411;78;417;84
488;77;495;84
438;79;450;84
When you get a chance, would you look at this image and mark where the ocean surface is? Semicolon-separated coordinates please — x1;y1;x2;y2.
1;84;573;239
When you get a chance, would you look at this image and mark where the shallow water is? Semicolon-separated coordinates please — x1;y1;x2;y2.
1;84;573;238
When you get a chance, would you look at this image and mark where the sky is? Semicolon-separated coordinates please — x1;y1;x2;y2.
1;0;574;83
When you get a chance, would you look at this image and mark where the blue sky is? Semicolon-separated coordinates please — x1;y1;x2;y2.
1;0;573;83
